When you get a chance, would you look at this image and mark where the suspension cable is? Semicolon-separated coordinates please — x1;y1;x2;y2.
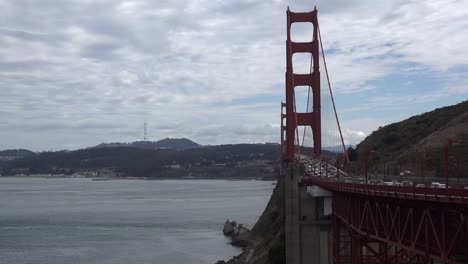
317;23;349;162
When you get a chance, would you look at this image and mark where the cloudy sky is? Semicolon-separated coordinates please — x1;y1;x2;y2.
1;0;467;151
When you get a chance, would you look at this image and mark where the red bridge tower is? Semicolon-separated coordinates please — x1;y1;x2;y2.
284;7;321;162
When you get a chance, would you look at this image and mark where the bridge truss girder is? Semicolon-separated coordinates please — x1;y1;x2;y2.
332;193;468;264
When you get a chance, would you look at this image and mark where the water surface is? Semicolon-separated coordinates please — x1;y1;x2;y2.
0;178;274;264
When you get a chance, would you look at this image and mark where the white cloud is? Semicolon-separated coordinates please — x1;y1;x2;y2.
0;0;467;150
342;128;367;146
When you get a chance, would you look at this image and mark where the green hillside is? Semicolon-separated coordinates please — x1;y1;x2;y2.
354;100;468;179
0;143;281;179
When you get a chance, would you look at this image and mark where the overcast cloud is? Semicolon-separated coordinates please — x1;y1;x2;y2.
0;0;467;151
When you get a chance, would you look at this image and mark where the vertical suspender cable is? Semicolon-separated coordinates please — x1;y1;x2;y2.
301;50;314;149
293;94;301;161
317;23;349;162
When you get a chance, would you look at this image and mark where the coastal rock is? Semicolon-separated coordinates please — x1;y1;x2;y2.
215;259;240;264
217;220;252;264
223;220;236;236
219;177;286;264
223;220;250;238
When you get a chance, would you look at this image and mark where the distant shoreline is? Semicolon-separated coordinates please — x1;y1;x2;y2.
0;175;277;181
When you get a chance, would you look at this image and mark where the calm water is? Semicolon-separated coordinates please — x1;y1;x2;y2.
0;178;274;264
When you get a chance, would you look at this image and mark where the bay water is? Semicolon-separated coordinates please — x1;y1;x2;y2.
0;178;274;264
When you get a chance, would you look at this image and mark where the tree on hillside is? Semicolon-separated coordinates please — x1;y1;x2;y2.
347;146;358;161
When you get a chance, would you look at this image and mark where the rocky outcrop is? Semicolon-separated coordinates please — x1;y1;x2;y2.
216;177;286;264
223;220;249;237
223;220;251;248
215;260;237;264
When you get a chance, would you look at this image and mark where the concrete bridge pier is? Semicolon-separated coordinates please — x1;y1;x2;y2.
285;165;332;264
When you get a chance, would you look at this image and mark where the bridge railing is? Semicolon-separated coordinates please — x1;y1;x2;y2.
301;173;468;205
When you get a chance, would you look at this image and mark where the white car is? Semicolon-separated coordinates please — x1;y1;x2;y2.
430;182;446;188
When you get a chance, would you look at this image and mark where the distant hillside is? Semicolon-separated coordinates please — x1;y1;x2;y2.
323;145;353;153
354;100;468;178
0;149;35;161
94;138;201;150
1;143;280;179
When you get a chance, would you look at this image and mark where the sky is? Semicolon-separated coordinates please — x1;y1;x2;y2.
0;0;467;151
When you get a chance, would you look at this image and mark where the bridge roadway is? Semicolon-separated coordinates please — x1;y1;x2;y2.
300;157;468;205
291;157;468;264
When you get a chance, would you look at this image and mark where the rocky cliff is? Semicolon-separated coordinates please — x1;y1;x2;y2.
218;177;285;264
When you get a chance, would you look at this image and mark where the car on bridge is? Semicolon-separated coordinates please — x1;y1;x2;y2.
430;182;446;188
401;180;413;186
382;180;402;186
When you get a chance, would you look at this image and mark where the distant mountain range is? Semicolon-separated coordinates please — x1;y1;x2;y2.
0;138;201;162
2;98;466;180
0;143;281;179
0;149;35;161
93;138;201;150
322;145;353;153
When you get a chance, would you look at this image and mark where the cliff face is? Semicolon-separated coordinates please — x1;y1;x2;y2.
224;177;285;264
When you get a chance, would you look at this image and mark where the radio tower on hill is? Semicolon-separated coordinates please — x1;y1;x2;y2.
143;120;148;141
